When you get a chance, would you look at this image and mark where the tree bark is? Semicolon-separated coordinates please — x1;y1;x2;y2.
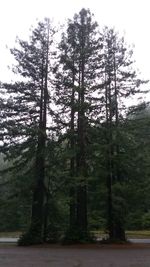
76;26;88;236
30;27;49;243
69;59;77;230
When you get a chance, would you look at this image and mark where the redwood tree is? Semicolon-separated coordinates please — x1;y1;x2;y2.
1;19;55;245
102;27;145;241
54;8;103;241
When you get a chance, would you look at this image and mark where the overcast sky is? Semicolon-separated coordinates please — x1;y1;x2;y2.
0;0;150;89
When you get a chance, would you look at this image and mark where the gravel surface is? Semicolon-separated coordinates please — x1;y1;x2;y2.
0;244;150;267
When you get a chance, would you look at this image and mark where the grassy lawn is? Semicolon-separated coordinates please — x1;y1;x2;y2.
0;230;150;239
92;230;150;239
0;232;21;238
126;230;150;238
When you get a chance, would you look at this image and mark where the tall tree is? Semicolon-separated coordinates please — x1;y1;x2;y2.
54;8;103;241
0;19;55;244
102;27;146;241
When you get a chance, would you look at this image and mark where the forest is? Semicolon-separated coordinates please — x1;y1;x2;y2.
0;8;150;245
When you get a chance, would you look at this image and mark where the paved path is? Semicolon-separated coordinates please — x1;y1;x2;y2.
0;238;18;243
130;238;150;243
0;245;150;267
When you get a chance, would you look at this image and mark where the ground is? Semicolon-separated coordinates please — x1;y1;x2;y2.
0;243;150;267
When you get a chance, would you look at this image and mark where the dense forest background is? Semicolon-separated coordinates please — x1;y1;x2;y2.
0;8;150;245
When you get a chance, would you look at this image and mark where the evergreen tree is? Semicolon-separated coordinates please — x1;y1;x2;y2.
0;18;55;245
0;10;149;245
54;8;103;242
101;27;146;241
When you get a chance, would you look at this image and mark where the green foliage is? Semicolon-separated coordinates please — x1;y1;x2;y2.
88;211;106;230
18;225;43;246
142;212;150;229
112;183;127;224
62;228;95;245
126;212;143;230
0;9;149;245
44;222;62;243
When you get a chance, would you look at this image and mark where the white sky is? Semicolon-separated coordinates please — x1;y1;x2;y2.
0;0;150;90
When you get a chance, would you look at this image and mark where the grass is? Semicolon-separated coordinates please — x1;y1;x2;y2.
92;230;150;239
0;232;21;238
126;230;150;238
0;230;150;239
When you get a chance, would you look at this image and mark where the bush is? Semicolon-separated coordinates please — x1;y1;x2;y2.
126;212;143;230
62;227;95;245
142;212;150;229
44;223;61;243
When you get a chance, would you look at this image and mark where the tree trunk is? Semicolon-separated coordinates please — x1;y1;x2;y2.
69;61;77;230
105;72;114;240
105;49;126;242
28;32;49;243
76;33;88;238
112;51;126;241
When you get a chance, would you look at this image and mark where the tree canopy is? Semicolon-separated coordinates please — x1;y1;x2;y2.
0;9;149;245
